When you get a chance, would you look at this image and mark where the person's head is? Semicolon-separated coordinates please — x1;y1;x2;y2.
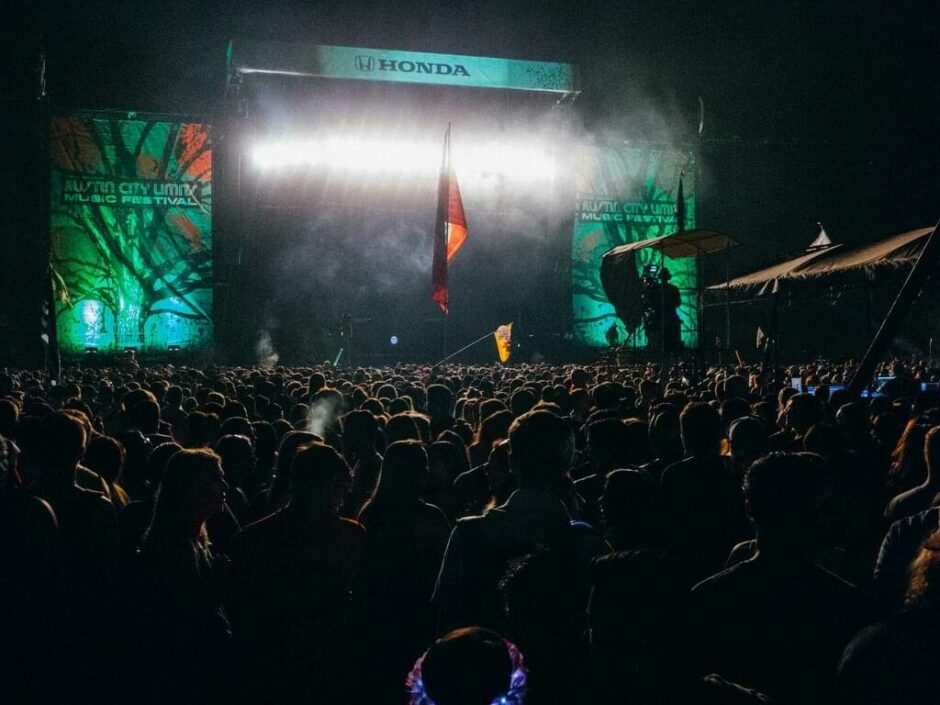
679;402;722;457
508;410;574;490
728;416;767;470
408;627;526;705
509;388;536;418
717;375;749;402
0;399;19;438
40;411;87;479
784;393;822;435
145;441;183;495
476;410;513;450
586;418;629;473
128;398;161;435
83;434;124;484
427;384;455;418
341;410;379;454
175;410;220;448
719;397;751;433
373;440;428;503
290;441;351;513
214;434;254;487
146;448;227;545
744;452;819;550
429;439;470;491
803;424;843;458
386;413;422;444
484;439;514;495
648;405;681;460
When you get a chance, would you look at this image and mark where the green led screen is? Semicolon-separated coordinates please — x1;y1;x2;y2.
572;145;696;348
50;114;212;355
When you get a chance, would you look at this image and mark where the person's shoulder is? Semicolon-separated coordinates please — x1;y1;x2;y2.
239;508;284;534
574;473;603;491
72;483;115;511
692;557;756;596
890;505;940;536
452;508;498;538
453;465;484;488
3;492;58;530
418;500;450;524
660;456;693;484
337;515;366;537
806;560;868;598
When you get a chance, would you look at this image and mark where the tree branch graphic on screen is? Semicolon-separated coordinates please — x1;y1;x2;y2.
50;115;213;355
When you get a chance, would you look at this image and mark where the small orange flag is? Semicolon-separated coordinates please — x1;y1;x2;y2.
494;323;512;363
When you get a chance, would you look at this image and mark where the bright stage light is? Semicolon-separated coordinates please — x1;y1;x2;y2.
251;133;558;183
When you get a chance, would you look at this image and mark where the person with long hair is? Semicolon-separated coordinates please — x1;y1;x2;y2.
130;448;232;704
358;440;452;701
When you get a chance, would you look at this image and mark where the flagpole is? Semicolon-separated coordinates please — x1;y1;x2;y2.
442;124;451;359
434;328;497;367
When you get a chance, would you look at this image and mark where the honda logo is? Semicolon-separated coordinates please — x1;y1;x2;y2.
355;56;375;72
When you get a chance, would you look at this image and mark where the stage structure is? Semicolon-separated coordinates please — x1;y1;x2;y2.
219;40;585;363
572;145;698;349
602;228;737;353
226;41;581;98
49;113;213;356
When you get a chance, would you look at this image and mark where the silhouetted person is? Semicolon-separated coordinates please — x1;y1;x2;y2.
452;439;516;519
873;501;940;612
501;549;593;705
576;418;649;526
691;452;870;705
839;529;940;705
660;402;749;579
886;425;940;522
228;442;364;704
427;383;457;440
119;440;182;561
27;411;119;701
358;441;452;700
0;434;59;704
407;627;527;705
769;392;822;452
341;409;383;516
590;550;769;705
129;448;232;704
433;409;609;633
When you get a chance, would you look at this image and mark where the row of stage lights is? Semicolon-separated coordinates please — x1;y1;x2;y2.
250;135;559;183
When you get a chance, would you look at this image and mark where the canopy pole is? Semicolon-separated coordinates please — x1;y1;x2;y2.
725;243;732;350
660;245;666;374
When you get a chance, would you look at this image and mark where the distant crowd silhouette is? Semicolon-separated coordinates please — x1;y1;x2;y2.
1;358;939;704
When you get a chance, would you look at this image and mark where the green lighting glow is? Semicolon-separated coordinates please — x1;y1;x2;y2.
50;115;213;355
571;145;697;349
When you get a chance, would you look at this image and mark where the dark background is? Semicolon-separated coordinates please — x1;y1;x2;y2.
3;1;938;364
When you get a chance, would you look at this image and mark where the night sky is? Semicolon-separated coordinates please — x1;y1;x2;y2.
2;1;938;361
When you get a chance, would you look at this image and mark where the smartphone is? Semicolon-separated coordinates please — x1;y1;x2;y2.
791;377;803;391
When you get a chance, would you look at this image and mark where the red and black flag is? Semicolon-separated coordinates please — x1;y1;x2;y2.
431;125;467;314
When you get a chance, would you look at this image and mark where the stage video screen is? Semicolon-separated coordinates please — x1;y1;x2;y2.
50;113;213;356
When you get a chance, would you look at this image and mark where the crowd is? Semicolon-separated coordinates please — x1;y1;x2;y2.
1;358;939;704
